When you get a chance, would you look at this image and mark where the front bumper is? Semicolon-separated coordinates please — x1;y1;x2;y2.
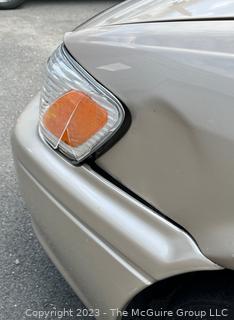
11;94;220;319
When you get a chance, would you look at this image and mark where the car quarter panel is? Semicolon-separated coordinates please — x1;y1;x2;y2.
65;20;234;269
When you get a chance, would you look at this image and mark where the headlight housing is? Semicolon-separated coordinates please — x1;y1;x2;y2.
39;45;126;164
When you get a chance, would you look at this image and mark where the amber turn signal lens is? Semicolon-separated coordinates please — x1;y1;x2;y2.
43;90;108;147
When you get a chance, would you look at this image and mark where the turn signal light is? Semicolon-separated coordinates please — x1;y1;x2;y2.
39;45;125;164
43;90;108;148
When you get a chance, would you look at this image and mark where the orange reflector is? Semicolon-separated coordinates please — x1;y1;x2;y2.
43;90;108;147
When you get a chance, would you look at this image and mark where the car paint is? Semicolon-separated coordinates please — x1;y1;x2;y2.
77;0;234;28
65;14;234;268
11;95;220;318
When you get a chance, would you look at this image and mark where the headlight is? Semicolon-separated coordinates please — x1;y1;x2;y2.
39;45;126;164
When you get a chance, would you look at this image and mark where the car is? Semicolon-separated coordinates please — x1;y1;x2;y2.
11;0;234;318
0;0;24;9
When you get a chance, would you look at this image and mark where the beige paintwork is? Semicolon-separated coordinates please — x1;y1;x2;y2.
11;0;234;317
77;0;234;28
65;1;234;269
11;95;219;318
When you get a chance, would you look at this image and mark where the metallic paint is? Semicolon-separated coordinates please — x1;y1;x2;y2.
65;19;234;269
76;0;234;28
11;95;220;318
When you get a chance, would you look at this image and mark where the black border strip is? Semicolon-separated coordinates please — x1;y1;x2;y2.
114;16;234;26
84;104;131;165
89;162;200;246
63;44;132;166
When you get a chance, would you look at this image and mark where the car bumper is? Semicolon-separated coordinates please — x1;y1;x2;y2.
11;94;220;319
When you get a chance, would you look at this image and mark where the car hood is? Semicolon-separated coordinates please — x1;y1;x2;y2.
78;0;234;28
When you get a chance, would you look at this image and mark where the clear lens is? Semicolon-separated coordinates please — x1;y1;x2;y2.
39;45;125;163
